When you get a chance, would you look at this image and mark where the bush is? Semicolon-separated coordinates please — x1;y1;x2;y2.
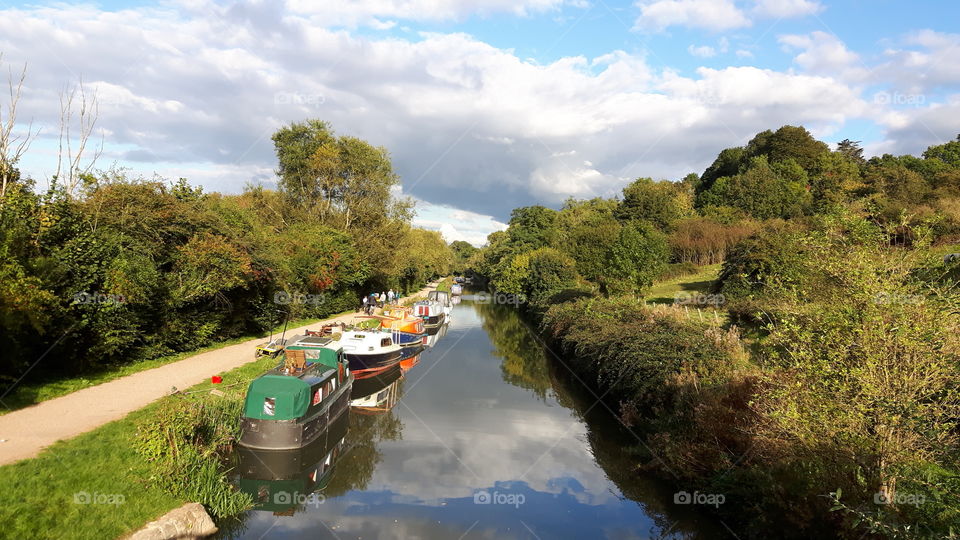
134;396;252;518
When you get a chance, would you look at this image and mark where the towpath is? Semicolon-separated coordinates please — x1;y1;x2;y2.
0;284;436;466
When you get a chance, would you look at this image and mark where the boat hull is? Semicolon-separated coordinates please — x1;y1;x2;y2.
238;381;351;451
346;349;404;373
422;313;446;328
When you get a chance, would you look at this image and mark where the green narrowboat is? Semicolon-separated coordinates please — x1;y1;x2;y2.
238;335;353;450
236;410;349;514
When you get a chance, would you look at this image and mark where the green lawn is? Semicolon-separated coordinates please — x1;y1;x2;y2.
0;317;329;416
0;354;278;540
644;264;722;305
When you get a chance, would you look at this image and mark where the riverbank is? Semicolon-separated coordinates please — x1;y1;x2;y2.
0;284;435;466
0;283;438;539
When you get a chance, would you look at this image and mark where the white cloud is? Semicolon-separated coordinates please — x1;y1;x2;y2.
0;2;950;228
633;0;751;31
688;44;717;58
412;200;508;246
752;0;823;18
287;0;569;27
779;31;869;82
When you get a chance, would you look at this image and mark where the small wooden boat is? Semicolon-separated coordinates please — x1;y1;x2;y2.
339;330;404;374
236;411;349;514
238;335;352;450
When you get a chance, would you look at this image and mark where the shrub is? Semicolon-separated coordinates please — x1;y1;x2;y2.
134;396;252;518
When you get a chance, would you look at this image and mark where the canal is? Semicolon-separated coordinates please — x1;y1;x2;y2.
225;293;725;539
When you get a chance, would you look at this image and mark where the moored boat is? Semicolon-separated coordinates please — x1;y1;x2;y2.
413;298;446;329
450;283;463;296
238;335;352;450
236;411;349;514
428;290;453;316
339;329;404;374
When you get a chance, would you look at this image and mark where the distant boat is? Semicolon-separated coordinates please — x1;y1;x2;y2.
428;290;453;313
238;335;352;450
413;298;447;329
450;283;463;296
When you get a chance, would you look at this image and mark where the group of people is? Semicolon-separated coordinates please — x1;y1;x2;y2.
361;289;397;315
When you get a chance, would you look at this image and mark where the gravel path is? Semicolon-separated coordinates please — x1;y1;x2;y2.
0;284;435;466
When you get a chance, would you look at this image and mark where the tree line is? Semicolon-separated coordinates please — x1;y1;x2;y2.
0;119;452;385
468;125;960;538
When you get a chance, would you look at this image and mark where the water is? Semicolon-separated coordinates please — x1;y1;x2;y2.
226;294;725;539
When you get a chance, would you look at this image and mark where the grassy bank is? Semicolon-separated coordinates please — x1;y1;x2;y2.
0;355;278;539
644;263;721;304
0;316;330;415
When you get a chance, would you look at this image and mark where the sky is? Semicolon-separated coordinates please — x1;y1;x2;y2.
1;0;958;246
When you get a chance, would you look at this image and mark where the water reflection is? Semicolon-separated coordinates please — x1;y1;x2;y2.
226;295;722;539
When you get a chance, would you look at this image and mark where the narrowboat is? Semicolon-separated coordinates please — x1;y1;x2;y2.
339;330;404;374
450;283;463;296
238;335;352;450
236;411;349;514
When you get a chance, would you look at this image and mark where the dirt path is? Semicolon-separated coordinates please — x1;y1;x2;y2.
0;284;436;466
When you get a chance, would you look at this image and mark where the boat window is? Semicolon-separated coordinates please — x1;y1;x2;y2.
380;338;392;347
263;397;276;416
312;388;322;406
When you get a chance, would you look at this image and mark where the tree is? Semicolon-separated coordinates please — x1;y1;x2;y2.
506;205;558;251
745;125;830;171
524;247;578;303
698;155;811;219
607;220;669;296
616;177;690;230
835;138;865;164
0;55;37;199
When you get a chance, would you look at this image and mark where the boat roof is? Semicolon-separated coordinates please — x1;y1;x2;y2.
285;335;342;351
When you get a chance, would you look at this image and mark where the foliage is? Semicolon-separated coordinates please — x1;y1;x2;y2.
606;220;670;296
133;395;252;518
0;119;451;393
616;177;691;230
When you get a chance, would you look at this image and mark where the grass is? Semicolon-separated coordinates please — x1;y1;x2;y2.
435;276;453;293
0;354;279;540
0;316;330;416
644;263;722;304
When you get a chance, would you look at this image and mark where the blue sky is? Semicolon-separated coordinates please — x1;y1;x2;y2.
1;0;958;244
